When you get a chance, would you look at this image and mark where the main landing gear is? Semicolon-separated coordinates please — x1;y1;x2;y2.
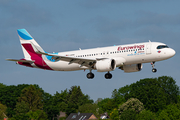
86;71;112;79
151;62;157;73
105;72;112;79
87;72;94;79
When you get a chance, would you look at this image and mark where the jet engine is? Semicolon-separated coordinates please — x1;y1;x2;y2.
121;63;142;73
95;59;116;72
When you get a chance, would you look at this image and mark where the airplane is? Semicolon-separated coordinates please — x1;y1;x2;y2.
6;29;176;79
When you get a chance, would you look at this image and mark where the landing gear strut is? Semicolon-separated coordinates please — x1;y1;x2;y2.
105;72;112;79
87;72;94;79
151;62;157;73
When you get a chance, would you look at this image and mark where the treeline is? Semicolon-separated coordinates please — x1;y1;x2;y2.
0;76;180;120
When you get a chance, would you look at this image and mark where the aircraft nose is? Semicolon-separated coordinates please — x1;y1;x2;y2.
169;49;176;57
172;49;176;56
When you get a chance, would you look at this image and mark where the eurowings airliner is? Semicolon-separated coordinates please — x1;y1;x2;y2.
6;29;176;79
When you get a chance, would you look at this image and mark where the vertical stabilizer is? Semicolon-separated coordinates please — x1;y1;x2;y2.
17;29;44;59
16;29;52;70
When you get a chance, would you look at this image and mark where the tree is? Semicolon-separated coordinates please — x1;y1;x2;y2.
18;85;43;111
0;83;6;88
112;85;130;102
43;92;55;120
111;85;130;109
78;103;102;118
66;86;93;115
136;110;157;120
110;108;119;120
95;98;102;104
0;84;30;117
158;104;180;120
50;90;68;120
0;103;7;119
126;76;179;112
13;101;29;120
97;98;116;115
26;110;48;120
119;98;144;115
120;109;136;120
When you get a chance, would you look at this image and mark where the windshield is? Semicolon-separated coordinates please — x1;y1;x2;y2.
157;45;169;49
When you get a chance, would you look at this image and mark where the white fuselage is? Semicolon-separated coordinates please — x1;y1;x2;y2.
43;42;175;71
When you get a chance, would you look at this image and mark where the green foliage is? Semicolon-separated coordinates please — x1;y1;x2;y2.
27;110;48;120
43;92;57;120
18;85;43;111
12;85;47;120
120;109;136;120
48;90;68;119
119;98;144;115
59;117;66;120
0;84;30;117
66;86;93;115
95;98;103;104
112;85;130;104
0;83;6;88
136;110;157;120
14;101;29;117
158;104;180;120
97;98;117;115
126;76;179;112
12;113;29;120
78;103;102;117
0;103;7;119
110;108;119;120
0;76;179;120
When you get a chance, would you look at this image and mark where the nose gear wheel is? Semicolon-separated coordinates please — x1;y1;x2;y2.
151;62;157;73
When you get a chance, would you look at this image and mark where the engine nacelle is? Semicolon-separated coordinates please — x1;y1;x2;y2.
95;59;116;72
121;63;142;73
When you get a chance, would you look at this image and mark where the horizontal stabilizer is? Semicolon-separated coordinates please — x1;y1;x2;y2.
6;59;34;63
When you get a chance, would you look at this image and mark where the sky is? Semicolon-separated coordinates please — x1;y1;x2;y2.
1;0;180;101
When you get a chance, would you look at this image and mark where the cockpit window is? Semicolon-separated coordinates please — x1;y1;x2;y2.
157;45;169;49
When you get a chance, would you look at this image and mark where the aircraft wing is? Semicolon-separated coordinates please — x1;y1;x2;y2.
39;51;107;65
32;42;107;67
6;59;34;63
37;50;109;67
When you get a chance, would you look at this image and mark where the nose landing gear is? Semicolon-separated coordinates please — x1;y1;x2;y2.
151;62;157;73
